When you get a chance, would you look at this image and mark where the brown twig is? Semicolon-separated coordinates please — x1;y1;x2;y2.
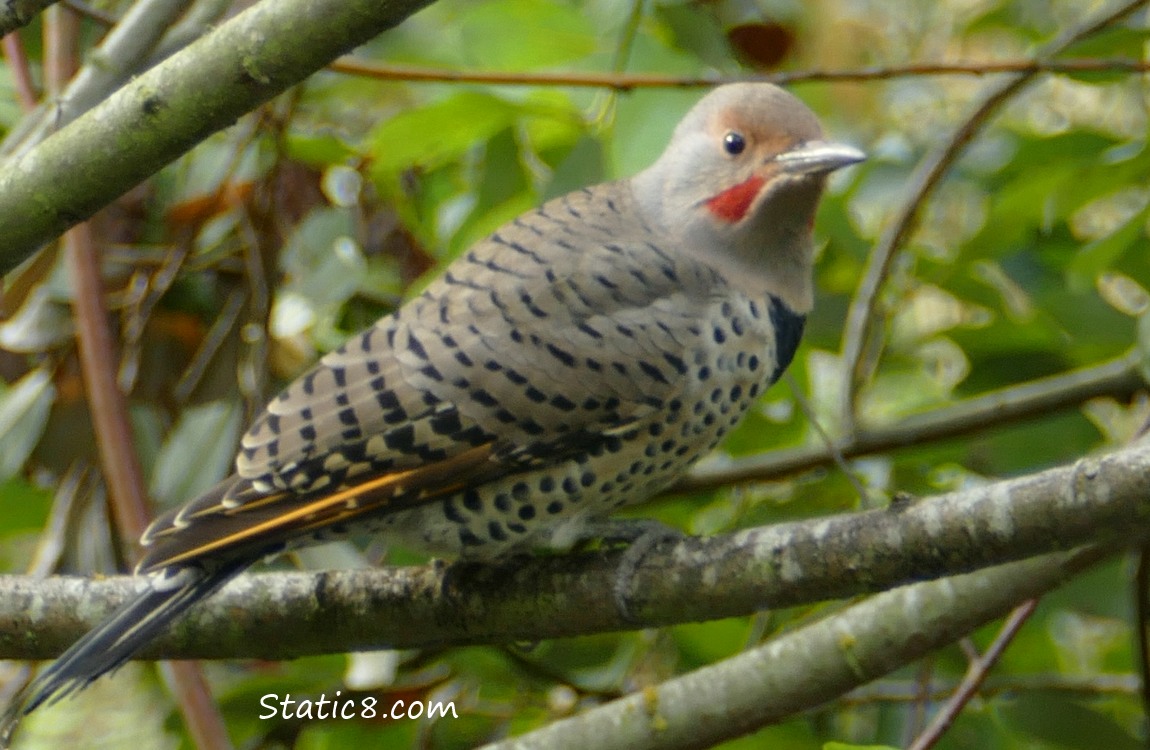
1;33;38;110
907;599;1039;750
66;221;233;747
328;57;1150;90
836;0;1150;434
60;213;159;584
60;0;116;27
159;662;234;750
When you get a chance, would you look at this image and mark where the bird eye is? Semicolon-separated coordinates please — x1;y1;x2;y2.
722;131;746;156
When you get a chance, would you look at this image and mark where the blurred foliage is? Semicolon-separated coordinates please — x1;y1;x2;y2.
1;0;1149;748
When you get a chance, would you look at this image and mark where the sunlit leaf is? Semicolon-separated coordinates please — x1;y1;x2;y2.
149;400;242;506
0;368;55;481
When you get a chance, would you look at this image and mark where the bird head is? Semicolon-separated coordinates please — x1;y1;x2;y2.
632;83;864;312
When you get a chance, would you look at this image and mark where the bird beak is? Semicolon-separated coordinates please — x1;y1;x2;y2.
775;140;866;176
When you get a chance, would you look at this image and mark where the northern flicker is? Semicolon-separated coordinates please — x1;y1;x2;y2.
1;83;863;735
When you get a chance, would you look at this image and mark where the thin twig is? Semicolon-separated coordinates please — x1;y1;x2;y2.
674;348;1143;493
1;0;196;159
1;33;38;111
172;288;246;404
328;57;1150;90
65;224;151;542
159;662;234;750
836;0;1150;434
65;222;231;747
782;371;870;504
842;673;1140;704
60;0;116;27
907;599;1039;750
903;657;934;746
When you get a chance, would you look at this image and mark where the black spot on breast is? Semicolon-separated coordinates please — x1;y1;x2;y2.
546;343;576;368
551;394;577;411
663;353;687;374
638;360;668;384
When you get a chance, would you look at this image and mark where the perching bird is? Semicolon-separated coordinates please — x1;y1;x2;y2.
1;82;863;738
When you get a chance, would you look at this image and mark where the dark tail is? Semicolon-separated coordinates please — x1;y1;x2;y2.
1;562;242;747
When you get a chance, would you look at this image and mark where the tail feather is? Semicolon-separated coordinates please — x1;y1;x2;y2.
1;562;242;746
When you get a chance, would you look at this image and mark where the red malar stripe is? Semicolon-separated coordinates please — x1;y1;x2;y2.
705;175;765;223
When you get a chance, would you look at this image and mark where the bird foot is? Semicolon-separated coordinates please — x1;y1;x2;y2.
574;519;685;624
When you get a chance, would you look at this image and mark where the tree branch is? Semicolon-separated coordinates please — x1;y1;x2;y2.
836;0;1150;432
2;0;197;159
676;348;1144;491
0;0;59;37
1;442;1148;660
329;56;1150;89
482;548;1109;750
0;0;437;275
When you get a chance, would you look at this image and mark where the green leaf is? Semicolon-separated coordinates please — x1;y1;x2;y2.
458;0;595;70
999;694;1141;750
543;134;606;201
1066;202;1150;292
0;476;52;535
368;91;517;180
0;368;55;481
1062;26;1150;59
149;400;242;506
285;131;356;168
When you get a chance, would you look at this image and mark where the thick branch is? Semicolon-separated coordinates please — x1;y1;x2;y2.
1;442;1148;660
0;0;58;37
484;548;1107;750
0;0;436;274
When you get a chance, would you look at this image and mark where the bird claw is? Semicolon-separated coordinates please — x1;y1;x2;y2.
571;519;685;624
